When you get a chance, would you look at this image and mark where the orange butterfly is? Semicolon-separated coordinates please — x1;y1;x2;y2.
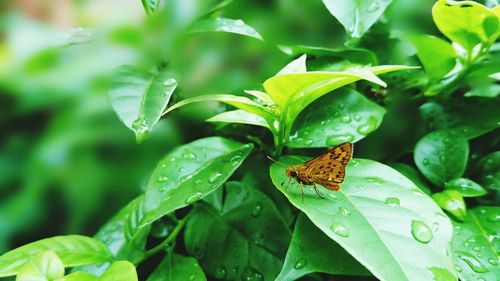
274;142;353;199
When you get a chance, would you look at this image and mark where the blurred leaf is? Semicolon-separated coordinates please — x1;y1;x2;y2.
16;251;64;281
0;236;113;277
54;272;98;281
270;157;456;281
389;163;431;195
410;34;457;83
322;0;394;38
147;254;206;281
287;88;386;147
474;151;500;190
432;0;499;53
444;178;487;197
276;213;369;280
451;207;500;281
184;182;291;280
206;110;270;129
420;97;500;139
100;261;137;281
432;190;467;221
187;18;263;41
109;65;178;143
414;130;469;186
143;137;253;227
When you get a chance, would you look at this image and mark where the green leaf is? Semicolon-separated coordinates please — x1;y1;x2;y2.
0;236;112;277
287;88;386;147
322;0;395;38
206;110;270;129
420;97;500;139
147;254;206;281
432;0;499;53
100;261;137;281
16;251;64;281
432;190;467;221
270;157;456;281
451;207;500;281
143;137;253;227
54;272;98;281
276;213;370;280
474;151;500;190
187;17;263;41
184;182;291;280
414;130;469;186
109;65;178;143
444;178;487;197
276;54;307;75
410;34;457;83
389;163;432;195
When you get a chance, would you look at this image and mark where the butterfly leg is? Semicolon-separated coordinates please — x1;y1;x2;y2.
312;184;325;199
283;177;292;190
299;182;305;203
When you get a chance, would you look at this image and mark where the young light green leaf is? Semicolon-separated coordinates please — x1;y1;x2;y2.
432;0;499;53
444;178;487;197
474;151;500;190
0;236;112;277
322;0;395;38
54;272;98;281
287;88;386;147
147;254;206;281
206;110;270;129
420;97;500;139
276;214;370;281
432;190;467;221
451;207;500;281
16;251;64;281
410;34;457;83
270;157;456;281
142;137;253;227
100;261;137;281
109;65;178;143
184;182;291;280
187;17;263;41
414;130;469;186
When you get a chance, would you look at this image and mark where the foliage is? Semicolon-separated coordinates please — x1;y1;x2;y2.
1;0;499;281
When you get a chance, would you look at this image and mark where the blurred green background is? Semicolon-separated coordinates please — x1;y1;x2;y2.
0;0;438;253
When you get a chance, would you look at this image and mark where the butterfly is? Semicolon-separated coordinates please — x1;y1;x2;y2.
275;142;353;199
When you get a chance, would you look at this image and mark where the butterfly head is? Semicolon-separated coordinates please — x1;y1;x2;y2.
285;166;299;178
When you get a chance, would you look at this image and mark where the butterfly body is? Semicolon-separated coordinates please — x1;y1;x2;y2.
285;142;353;192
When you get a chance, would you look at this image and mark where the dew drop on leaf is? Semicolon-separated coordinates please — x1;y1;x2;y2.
456;251;489;273
185;192;203;204
487;213;500;222
422;158;430;165
293;258;307;270
163;78;176;86
487;258;498;265
385;197;400;207
214;265;227;279
241;266;263;281
304;139;313;145
157;176;169;183
183;152;197;160
364;176;384;184
234;19;245;27
252;203;263;217
367;2;380;12
340;114;352;123
330;222;349;237
326;134;354;146
339;207;350;216
354;114;362;121
455;266;462;272
357;116;378;135
411;220;433;244
208;172;223;183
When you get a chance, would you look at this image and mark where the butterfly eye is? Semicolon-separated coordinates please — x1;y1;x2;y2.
290;171;297;177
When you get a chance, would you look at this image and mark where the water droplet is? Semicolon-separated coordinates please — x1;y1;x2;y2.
339;207;350;216
364;176;384;184
195;179;202;184
68;28;93;44
473;246;481;252
456;251;489;273
214;265;227;279
241;266;263;281
304;139;313;145
163;78;177;86
455;266;462;272
326;134;354;146
432;222;439;232
411;220;433;243
234;19;245;27
185;192;203;204
367;2;380;12
439;155;446;162
330;222;349;237
132;117;149;142
385;197;400;207
293;258;307;270
422;158;430;165
487;258;498;265
157;176;169;182
208;172;223;183
328;193;338;200
170;157;176;162
181;174;193;181
252;203;262;217
183;152;197;160
340;115;352;123
354;114;362;121
350;159;360;167
357;116;378;135
179;167;186;172
487;213;500;222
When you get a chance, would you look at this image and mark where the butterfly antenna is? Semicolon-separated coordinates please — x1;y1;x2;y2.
266;155;287;167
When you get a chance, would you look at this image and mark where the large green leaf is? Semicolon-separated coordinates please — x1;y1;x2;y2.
109;65;178;143
420;97;500;139
432;0;499;53
389;163;431;195
184;182;291;280
444;178;487;197
322;0;394;38
414;130;469;186
143;137;253;227
187;17;263;41
451;207;500;281
474;151;500;190
287;88;386;147
147;254;206;281
206;110;270;129
276;213;370;280
410;34;457;83
99;261;137;281
55;272;98;281
0;236;113;277
270;157;456;281
16;251;64;281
